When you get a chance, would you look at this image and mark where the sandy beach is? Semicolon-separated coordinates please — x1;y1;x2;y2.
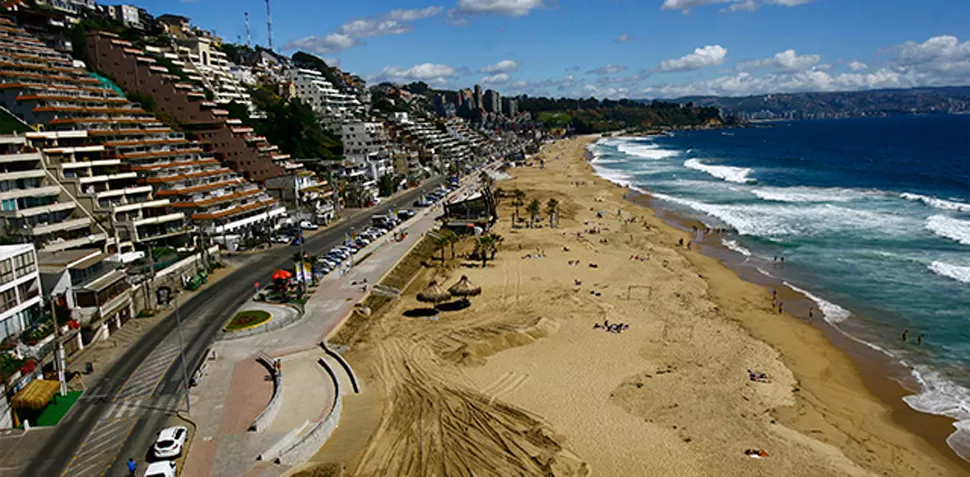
315;135;969;477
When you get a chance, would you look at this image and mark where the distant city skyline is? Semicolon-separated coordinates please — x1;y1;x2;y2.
126;0;970;99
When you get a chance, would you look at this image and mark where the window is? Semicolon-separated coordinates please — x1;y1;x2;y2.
0;260;12;285
13;252;35;277
0;288;16;313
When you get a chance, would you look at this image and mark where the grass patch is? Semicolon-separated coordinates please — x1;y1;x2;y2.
330;236;438;347
224;310;271;331
34;391;82;427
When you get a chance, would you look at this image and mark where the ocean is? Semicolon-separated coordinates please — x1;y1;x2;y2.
588;115;970;459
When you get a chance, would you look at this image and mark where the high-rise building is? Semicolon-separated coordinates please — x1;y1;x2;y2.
484;89;501;114
474;84;483;110
503;97;519;117
0;244;41;341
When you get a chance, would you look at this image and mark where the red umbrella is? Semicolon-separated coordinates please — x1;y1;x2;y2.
272;269;293;280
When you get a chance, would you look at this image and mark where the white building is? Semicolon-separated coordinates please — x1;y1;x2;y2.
172;37;255;113
341;121;392;181
0;244;41;341
285;68;365;129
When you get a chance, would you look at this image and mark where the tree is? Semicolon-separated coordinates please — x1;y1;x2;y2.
512;189;525;222
435;234;451;263
546;198;559;229
476;233;503;268
526;199;541;228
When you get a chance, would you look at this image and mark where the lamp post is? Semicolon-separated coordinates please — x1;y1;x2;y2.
47;294;66;397
172;290;191;413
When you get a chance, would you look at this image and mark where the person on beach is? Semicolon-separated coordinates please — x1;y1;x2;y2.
679;238;684;246
901;329;909;342
687;241;692;250
778;302;784;314
808;307;814;320
918;334;924;345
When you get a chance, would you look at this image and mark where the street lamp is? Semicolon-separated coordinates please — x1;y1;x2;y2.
159;287;192;414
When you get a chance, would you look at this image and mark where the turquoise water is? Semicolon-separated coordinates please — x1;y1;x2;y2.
589;116;970;458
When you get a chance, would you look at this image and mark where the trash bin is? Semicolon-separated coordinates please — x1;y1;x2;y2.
85;362;93;374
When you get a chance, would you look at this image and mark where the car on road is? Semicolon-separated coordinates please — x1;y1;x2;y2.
144;460;177;477
299;220;318;230
271;235;289;244
152;426;188;459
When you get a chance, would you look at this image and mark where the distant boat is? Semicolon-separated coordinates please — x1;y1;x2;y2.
722;132;735;136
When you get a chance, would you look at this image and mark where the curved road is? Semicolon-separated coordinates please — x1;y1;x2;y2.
30;178;443;476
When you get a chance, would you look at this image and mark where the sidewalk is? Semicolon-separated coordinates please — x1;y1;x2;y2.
180;199;448;477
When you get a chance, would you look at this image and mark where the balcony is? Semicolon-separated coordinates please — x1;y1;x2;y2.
95;185;153;200
133;212;185;227
0;152;42;164
59;159;119;170
31;217;91;235
0;185;60;201
8;201;75;218
78;172;138;184
0;169;45;182
111;198;169;214
41;233;108;252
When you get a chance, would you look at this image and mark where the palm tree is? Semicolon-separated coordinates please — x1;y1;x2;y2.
546;198;560;229
435;234;451;263
526;199;541;228
512;189;525;222
441;229;459;259
476;233;503;268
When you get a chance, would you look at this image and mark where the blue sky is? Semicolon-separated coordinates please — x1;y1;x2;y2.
136;0;970;98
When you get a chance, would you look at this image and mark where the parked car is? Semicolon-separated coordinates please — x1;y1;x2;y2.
144;460;177;477
271;235;289;244
299;220;318;230
152;426;188;459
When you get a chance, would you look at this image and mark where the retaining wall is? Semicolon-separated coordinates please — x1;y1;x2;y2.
275;357;343;465
321;342;360;393
249;352;283;432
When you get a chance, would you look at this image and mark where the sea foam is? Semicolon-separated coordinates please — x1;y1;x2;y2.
784;282;852;323
752;186;869;203
929;261;970;284
901;193;970;212
904;366;970;457
684;159;754;184
721;239;752;257
926;215;970;246
617;142;680;160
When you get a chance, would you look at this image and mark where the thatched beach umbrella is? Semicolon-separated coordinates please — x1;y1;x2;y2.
417;280;451;310
448;275;481;305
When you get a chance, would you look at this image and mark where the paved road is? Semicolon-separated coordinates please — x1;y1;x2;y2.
29;178;444;477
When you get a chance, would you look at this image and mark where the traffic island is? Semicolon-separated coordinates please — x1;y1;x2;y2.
224;310;272;333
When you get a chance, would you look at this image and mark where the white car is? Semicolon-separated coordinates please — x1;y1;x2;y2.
144;460;177;477
152;426;188;459
299;221;318;230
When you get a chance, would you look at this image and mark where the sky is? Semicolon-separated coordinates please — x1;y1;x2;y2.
135;0;970;99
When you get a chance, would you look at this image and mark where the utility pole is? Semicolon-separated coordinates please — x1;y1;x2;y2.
172;291;191;413
47;295;66;397
245;12;252;48
265;0;273;51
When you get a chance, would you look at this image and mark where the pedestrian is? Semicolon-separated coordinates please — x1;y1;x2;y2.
778;302;784;314
918;334;924;345
679;238;684;246
901;329;909;342
127;458;137;476
808;307;814;320
687;241;692;250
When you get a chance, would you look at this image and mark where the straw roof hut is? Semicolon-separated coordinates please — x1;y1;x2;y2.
448;275;481;304
417;281;451;309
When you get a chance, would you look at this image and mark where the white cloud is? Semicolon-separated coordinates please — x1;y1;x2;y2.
737;49;821;73
661;0;813;13
588;64;628;75
386;6;443;21
616;33;631;43
283;7;443;54
455;0;544;16
583;84;629;98
478;59;520;73
657;45;728;72
481;73;511;84
377;63;457;85
643;35;970;98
